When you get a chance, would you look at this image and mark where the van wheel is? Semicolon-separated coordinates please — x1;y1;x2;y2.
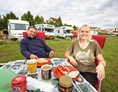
70;37;73;39
12;38;17;41
51;37;54;40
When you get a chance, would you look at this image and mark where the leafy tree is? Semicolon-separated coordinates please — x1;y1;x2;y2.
73;25;78;30
63;23;72;27
34;15;40;24
35;15;44;24
55;17;63;27
21;11;35;26
3;12;18;21
0;12;18;30
0;18;5;30
48;20;55;25
40;16;44;24
0;11;80;31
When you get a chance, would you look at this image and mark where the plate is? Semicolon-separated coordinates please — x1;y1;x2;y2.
37;58;51;67
53;65;80;80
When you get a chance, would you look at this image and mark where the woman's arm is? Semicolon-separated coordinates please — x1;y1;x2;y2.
96;54;106;80
65;51;78;66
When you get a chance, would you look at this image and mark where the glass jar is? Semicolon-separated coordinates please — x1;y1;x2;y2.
58;75;73;92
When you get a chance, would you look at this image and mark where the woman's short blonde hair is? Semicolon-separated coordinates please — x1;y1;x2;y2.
78;24;92;41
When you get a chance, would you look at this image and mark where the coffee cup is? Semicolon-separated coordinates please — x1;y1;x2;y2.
27;59;37;73
41;64;52;81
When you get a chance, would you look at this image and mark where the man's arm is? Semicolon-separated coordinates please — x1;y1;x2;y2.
20;39;31;59
39;39;53;52
43;41;55;57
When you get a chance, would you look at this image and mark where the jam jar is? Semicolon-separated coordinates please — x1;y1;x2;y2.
58;75;73;92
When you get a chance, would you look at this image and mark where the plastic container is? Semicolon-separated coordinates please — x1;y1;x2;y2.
11;75;27;92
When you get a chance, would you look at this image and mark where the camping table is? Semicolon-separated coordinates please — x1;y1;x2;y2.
1;58;98;92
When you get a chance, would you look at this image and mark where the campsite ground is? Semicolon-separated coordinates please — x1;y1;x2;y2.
0;37;118;92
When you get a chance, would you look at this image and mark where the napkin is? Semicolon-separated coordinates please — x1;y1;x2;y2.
27;77;55;92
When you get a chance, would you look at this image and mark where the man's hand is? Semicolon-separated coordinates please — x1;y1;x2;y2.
49;50;55;58
30;54;38;59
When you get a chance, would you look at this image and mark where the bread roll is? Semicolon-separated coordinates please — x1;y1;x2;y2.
68;71;79;78
37;58;48;63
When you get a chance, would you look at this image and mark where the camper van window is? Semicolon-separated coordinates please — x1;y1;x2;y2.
66;30;70;33
42;28;45;32
37;28;40;31
37;27;42;31
45;29;54;33
58;30;59;33
64;31;67;34
50;29;54;33
45;29;48;32
10;24;15;30
10;23;29;30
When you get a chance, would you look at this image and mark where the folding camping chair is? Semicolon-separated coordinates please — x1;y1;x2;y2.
92;35;106;92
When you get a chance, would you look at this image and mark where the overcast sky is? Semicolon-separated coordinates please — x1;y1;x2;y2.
0;0;118;29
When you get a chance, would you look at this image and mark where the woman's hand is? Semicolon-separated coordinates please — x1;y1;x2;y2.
65;51;78;66
68;56;78;66
96;63;105;80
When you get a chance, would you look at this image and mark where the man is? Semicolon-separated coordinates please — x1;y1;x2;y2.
20;26;55;59
3;29;9;40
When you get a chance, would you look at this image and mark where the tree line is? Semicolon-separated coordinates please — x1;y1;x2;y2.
0;11;78;31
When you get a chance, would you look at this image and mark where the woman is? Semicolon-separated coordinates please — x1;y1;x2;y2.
65;24;106;87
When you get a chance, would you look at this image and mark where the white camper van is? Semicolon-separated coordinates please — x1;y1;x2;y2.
54;26;74;39
8;19;29;40
91;30;98;35
35;24;55;39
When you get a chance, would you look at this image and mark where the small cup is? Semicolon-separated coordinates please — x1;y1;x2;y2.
41;64;52;81
27;59;37;74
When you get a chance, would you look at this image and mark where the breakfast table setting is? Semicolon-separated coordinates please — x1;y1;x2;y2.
0;58;98;92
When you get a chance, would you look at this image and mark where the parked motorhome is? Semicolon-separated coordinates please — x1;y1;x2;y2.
35;24;55;39
54;26;74;39
90;27;99;35
8;19;29;40
91;30;98;35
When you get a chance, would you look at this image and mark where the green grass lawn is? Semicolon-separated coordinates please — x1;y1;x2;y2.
0;37;118;92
